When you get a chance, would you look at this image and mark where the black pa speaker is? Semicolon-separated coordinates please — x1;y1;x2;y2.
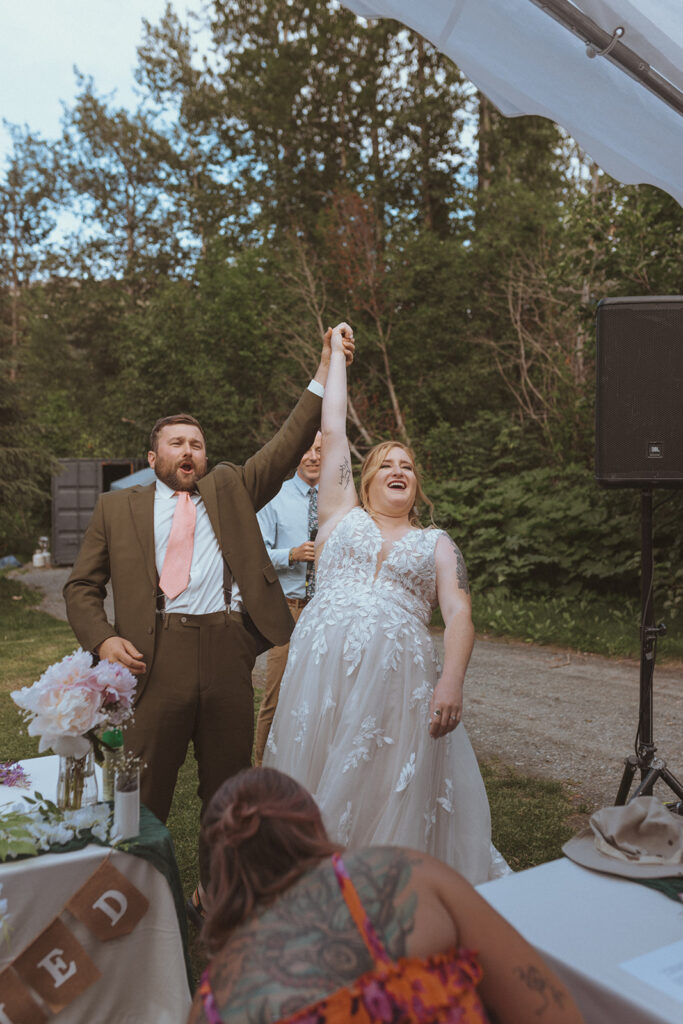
595;296;683;487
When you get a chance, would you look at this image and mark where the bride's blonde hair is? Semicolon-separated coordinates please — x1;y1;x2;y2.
359;441;433;527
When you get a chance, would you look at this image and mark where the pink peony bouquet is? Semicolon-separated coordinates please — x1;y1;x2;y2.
11;649;137;759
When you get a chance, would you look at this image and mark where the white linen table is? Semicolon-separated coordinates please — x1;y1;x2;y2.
477;857;683;1024
0;756;191;1024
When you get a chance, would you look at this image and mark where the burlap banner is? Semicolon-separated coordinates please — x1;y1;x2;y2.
0;855;149;1018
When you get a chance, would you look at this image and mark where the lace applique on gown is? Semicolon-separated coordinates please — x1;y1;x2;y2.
264;506;509;884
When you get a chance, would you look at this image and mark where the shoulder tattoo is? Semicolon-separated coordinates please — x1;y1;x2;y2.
513;965;566;1015
447;536;470;594
338;457;351;489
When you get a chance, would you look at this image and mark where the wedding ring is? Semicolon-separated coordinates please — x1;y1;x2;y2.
449;715;457;721
433;710;442;717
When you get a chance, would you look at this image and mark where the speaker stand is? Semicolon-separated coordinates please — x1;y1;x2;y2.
615;489;683;805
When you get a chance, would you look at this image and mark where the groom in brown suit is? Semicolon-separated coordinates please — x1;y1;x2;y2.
64;333;352;885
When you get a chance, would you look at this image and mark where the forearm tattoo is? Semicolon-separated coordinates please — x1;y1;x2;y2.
513;965;566;1016
338;457;351;489
447;537;470;594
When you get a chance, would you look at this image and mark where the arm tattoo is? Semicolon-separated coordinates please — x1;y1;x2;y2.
513;965;566;1016
447;537;470;594
338;457;351;489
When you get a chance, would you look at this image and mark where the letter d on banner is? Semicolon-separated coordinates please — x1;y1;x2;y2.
66;859;148;940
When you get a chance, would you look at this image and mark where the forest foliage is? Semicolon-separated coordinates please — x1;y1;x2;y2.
1;0;681;622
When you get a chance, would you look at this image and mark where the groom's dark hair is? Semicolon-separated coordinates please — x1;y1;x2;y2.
149;414;206;452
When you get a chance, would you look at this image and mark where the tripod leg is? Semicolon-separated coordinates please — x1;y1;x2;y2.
615;755;638;805
659;766;683;802
630;760;663;799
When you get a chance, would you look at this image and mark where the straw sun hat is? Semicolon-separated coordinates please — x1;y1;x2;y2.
562;796;683;879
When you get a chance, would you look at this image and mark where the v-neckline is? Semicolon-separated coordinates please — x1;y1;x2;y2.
362;509;420;582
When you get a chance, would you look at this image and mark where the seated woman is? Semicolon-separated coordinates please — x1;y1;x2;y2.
188;767;583;1024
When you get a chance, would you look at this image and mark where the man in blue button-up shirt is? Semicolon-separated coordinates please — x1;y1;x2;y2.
253;432;321;764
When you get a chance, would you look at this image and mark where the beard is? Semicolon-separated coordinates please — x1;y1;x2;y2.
153;453;208;492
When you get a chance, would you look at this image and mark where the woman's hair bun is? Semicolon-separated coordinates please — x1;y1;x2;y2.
220;801;262;846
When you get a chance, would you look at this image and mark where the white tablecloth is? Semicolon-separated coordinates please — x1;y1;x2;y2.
477;858;683;1024
0;757;191;1024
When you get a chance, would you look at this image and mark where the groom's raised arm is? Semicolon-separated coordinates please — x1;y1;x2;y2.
238;329;354;512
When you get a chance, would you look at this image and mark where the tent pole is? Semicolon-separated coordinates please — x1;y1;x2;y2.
530;0;683;118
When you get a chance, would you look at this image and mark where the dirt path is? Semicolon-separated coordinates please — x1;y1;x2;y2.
13;566;683;812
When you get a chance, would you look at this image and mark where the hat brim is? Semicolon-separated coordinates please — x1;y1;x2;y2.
563;833;683;879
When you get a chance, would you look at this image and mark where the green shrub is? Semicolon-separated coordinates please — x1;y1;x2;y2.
429;465;682;620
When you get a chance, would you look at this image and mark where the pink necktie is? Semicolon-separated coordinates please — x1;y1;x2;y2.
159;492;196;600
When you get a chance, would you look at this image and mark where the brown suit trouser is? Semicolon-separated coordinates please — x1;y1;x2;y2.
253;602;303;766
124;610;260;884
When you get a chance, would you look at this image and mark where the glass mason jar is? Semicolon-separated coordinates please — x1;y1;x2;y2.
56;748;98;810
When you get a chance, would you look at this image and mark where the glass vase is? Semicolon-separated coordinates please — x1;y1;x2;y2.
56;749;98;810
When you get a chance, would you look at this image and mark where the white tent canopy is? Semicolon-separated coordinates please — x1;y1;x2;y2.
341;0;683;206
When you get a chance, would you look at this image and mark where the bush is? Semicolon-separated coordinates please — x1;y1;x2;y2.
429;465;682;620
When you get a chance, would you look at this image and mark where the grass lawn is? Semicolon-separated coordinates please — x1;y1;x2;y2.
1;572;586;982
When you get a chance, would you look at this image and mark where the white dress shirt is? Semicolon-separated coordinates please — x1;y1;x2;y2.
154;479;231;614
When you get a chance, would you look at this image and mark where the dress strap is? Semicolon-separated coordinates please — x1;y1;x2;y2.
331;853;393;967
198;968;222;1024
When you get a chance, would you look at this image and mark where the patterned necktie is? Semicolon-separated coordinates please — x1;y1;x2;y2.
159;491;196;600
305;486;318;601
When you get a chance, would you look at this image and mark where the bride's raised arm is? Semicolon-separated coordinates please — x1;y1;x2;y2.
316;321;359;545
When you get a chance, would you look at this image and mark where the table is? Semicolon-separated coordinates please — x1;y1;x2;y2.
477;858;683;1024
0;757;192;1023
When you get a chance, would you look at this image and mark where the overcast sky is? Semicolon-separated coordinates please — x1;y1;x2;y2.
0;0;197;165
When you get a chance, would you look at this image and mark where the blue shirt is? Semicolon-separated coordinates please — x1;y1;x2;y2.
257;472;317;599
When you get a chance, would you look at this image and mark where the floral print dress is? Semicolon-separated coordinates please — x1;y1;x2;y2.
199;853;491;1024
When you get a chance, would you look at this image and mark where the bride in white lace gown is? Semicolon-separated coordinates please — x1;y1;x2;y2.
264;324;508;885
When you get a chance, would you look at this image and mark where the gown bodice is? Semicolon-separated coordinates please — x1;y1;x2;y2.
316;506;442;628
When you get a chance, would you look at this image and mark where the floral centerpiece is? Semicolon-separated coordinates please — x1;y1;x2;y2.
11;649;137;809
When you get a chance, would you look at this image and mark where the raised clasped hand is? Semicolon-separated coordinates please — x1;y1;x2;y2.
328;321;355;365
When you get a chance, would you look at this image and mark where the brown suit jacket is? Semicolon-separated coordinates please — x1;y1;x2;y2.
64;389;322;693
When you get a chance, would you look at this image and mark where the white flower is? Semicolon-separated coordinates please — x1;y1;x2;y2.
27;818;75;849
49;735;93;758
11;648;137;754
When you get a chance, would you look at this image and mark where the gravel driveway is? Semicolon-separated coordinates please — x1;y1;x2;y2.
13;566;683;812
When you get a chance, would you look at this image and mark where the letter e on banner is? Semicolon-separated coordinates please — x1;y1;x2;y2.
0;967;48;1024
13;918;100;1013
66;859;149;940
